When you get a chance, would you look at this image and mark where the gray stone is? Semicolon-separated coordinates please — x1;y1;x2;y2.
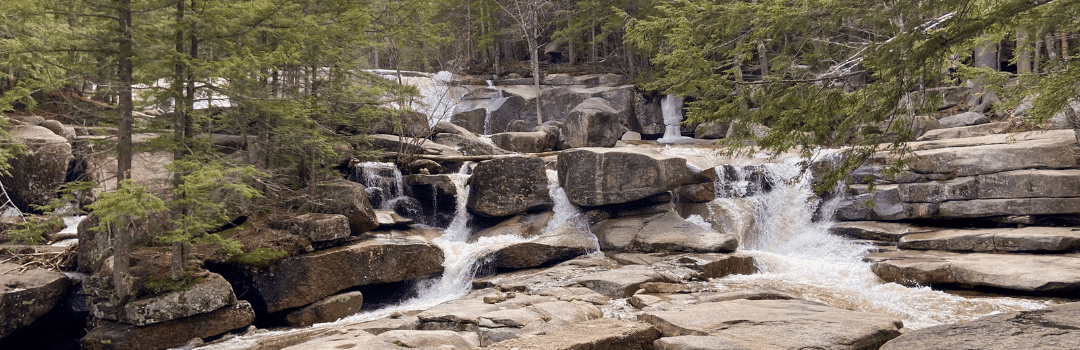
594;211;739;253
904;130;1078;178
373;210;413;228
467;156;553;217
694;121;729;139
938;111;990;128
880;302;1080;350
899;227;1080;253
369;111;429;138
80;301;254;350
285;291;364;327
488;318;660;350
558;148;693;206
486;221;597;270
867;250;1080;294
280;213;351;243
450;108;488;134
0;263;69;338
224;237;443;313
368;134;463;156
640;299;902;350
353;314;419;335
937;198;1080;218
490;131;555;153
560;97;628;148
917;122;1008;141
829;221;935;242
306;180;379;235
470;212;552;242
574;265;673;298
434;132;511;156
115;273;236;326
2;125;73;211
377;330;478;349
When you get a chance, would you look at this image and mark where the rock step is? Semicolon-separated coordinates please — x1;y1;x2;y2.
829;221;936;242
880;302;1080;350
488;318;660;350
899;226;1080;253
640;299;903;350
866;250;1080;295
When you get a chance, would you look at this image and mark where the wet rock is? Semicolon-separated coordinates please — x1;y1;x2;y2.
490;131;556;153
467;156;553;217
353;314;420;335
673;182;715;203
475;256;619;293
285;291;364;327
111;273;236;326
880;302;1080;350
213;237;443;313
80;301;255;350
470;212;552;242
595;211;738;253
640;299;902;350
488;318;660;350
898;227;1080;253
917;122;1008;141
418;297;501;332
866;250;1080;295
938;111;990;128
829;221;935;242
374;210;413;228
574;265;673;298
694;121;729;139
2;125;74;211
486;221;597;270
558;148;693;206
306;180;379;235
559;98;628;148
0;263;70;338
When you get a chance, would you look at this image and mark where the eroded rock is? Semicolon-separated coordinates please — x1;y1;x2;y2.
467;156;553;217
0;263;70;338
558;148;693;207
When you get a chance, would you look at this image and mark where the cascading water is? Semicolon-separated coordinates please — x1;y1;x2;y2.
709;156;1050;329
366;70;463;126
353;161;406;210
657;94;692;143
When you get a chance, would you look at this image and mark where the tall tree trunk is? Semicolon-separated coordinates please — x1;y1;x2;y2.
529;35;543;125
757;41;769;78
115;0;134;303
1017;30;1032;74
171;0;188;281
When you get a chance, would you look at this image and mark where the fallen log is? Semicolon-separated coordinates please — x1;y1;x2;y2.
382;151;562;162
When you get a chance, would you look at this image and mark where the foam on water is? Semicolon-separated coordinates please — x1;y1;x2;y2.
711;155;1051;329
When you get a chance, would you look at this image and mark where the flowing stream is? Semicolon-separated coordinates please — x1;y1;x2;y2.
708;156;1051;329
657;94;692;143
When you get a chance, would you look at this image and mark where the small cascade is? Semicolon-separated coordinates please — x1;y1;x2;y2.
483;87;508;136
366;70;463;126
542;169;597;251
657;94;692;143
352;161;406;210
709;155;1049;329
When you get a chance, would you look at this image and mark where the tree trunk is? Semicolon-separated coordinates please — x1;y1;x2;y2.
757;41;769;78
117;0;134;185
1017;30;1032;74
973;43;997;70
171;0;187;282
529;35;543;125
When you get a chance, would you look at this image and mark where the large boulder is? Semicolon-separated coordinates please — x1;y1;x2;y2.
450;108;488;134
467;157;553;217
898;226;1080;253
574;265;674;298
937;111;990;128
486;222;598;270
879;302;1080;350
558;148;693;207
433;132;512;156
641;299;903;350
904;130;1078;179
559;98;628;148
208;237;443;313
594;211;738;253
80;301;255;350
306;180;379;235
272;213;351;244
109;273;236;326
866;250;1080;295
2;125;74;211
0;263;70;338
469;212;553;242
490;131;556;153
285;291;365;327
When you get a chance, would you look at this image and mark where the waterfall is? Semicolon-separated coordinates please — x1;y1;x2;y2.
543;169;598;252
710;155;1049;329
483;89;508;135
353;161;406;210
657;94;691;143
366;70;463;126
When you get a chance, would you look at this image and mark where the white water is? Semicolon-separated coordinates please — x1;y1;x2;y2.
657;94;692;143
368;70;463;127
710;156;1050;329
356;161;406;210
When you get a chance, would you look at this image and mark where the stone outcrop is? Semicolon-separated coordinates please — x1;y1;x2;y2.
917;122;1008;141
272;213;351;244
433;132;512;156
594;211;739;253
880;302;1080;350
489;318;660;350
469;212;552;242
112;273;236;326
866;250;1080;294
641;299;903;350
486;222;597;270
80;301;255;350
937;111;990;128
0;263;70;338
559;97;629;148
490;131;556;153
467;156;553;217
574;265;674;298
209;237;443;313
2;125;74;211
284;291;364;327
558;148;693;207
829;221;935;242
898;226;1080;253
368;134;463;156
306;180;379;235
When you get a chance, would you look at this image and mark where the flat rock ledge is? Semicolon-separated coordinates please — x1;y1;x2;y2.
489;318;660;350
880;302;1080;350
640;299;903;350
866;250;1080;295
898;226;1080;253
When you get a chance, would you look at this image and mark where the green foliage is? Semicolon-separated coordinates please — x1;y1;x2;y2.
0;117;26;178
144;272;201;295
86;180;167;231
164;157;261;257
8;217;63;245
230;247;289;266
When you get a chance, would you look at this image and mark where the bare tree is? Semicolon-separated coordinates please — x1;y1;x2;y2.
495;0;551;126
